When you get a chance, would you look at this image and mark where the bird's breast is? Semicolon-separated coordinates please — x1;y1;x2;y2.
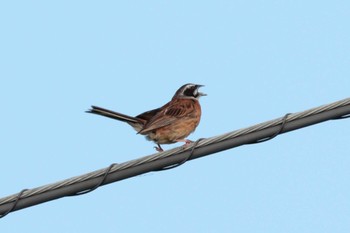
145;100;201;144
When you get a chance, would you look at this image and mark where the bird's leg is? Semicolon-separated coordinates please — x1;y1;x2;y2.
154;144;164;152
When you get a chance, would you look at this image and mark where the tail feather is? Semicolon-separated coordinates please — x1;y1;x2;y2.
86;105;141;124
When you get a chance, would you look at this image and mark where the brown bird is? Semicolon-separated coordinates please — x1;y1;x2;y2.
87;83;206;151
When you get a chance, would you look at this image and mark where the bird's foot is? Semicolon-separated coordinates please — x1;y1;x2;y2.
154;144;164;152
185;139;193;145
176;139;193;146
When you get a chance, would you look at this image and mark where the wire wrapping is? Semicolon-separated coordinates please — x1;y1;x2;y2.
1;97;350;218
0;189;28;218
67;163;118;196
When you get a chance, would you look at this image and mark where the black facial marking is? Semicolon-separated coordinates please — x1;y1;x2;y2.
183;86;197;97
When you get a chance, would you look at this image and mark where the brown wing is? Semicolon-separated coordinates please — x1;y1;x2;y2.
136;107;161;122
138;99;195;134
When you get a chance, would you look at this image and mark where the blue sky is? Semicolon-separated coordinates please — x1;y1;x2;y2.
1;1;350;232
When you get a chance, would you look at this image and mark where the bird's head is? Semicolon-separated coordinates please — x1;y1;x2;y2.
173;83;206;100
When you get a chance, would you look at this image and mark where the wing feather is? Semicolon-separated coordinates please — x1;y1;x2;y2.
139;99;194;134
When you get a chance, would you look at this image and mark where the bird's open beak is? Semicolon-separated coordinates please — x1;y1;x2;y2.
196;84;207;97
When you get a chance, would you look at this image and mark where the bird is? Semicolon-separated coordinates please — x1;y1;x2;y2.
86;83;206;152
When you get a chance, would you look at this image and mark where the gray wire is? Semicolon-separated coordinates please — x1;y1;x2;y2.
0;97;350;217
0;189;28;218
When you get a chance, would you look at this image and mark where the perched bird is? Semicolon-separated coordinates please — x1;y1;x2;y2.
87;83;206;151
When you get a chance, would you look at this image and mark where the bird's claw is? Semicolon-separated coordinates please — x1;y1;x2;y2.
154;144;164;152
184;139;193;145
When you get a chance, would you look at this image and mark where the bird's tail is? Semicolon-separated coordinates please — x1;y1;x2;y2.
86;105;142;124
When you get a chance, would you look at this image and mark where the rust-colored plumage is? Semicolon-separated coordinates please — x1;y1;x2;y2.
87;83;206;151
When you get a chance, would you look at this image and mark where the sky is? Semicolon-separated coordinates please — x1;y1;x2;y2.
1;1;350;232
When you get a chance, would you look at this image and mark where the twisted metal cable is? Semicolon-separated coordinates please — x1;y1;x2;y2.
1;97;350;217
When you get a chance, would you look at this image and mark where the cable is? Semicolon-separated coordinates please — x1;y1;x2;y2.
333;114;350;119
0;189;28;218
248;113;291;144
68;163;118;196
155;138;205;171
0;97;350;218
